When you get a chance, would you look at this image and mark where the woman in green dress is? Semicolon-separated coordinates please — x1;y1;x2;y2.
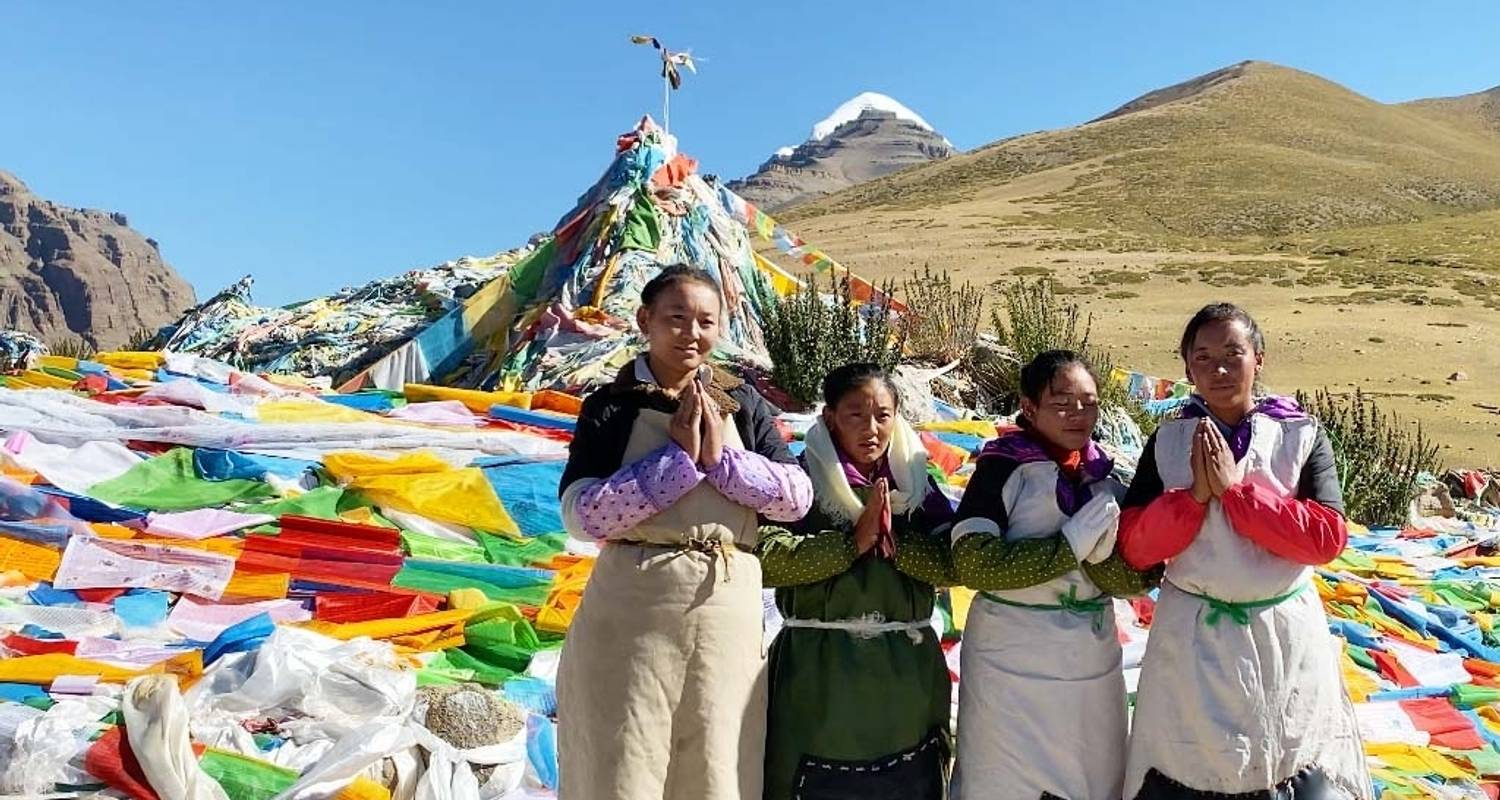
757;362;957;800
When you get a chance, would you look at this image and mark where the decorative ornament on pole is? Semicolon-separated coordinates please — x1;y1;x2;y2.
630;35;698;133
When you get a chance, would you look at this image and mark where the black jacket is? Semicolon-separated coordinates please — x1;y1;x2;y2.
558;363;795;496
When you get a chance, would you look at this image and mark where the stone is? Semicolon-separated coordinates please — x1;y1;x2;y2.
419;683;526;750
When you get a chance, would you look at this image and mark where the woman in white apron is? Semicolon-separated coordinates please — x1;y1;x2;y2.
951;351;1150;800
555;265;813;800
1119;303;1370;800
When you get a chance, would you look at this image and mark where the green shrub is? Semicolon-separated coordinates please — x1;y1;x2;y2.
902;265;984;365
125;327;159;351
1296;387;1442;526
47;336;95;360
982;277;1156;434
759;273;906;407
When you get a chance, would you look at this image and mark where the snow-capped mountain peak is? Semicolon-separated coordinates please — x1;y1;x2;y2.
810;92;949;146
728;92;957;211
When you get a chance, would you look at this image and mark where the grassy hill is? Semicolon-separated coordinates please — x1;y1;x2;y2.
1403;84;1500;137
787;62;1500;236
767;61;1500;464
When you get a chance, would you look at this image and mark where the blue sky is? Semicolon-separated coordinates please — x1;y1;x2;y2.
4;2;1499;306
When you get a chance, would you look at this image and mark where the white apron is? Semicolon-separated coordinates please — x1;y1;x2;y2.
557;410;767;800
956;460;1128;800
1124;416;1371;800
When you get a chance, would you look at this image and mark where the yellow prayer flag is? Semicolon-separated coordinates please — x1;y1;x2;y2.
93;351;167;370
950;587;977;632
0;651;201;686
258;400;378;425
325;451;520;536
0;535;61;582
300;608;474;643
403;383;532;414
918;420;1001;439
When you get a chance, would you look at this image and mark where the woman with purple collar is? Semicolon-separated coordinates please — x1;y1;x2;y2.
950;350;1148;800
757;363;957;800
555;266;813;800
1118;303;1369;799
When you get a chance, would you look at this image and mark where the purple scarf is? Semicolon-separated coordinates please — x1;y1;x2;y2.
978;430;1114;516
838;449;955;523
1180;395;1306;461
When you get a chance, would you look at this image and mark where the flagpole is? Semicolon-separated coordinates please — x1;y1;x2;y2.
631;35;693;135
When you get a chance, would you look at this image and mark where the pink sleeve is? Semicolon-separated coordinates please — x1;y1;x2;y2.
1119;489;1208;570
1221;482;1347;565
704;447;813;522
574;444;704;540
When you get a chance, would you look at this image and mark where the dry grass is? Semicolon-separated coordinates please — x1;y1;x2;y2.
755;65;1500;463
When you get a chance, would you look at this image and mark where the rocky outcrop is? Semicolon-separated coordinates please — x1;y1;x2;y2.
0;170;196;347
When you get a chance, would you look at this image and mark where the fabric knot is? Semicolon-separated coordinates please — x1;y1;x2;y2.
1056;585;1111;632
1174;582;1308;627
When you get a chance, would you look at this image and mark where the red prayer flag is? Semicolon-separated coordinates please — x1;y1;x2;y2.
1371;650;1420;688
315;591;442;624
1400;697;1486;750
1;634;78;656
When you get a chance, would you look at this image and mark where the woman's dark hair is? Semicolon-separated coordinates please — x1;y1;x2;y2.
640;264;723;308
822;362;901;409
1179;302;1264;359
1019;350;1096;403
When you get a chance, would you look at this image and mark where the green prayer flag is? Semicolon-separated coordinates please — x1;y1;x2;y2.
1347;644;1378;672
88;449;273;511
437;647;518;686
1459;746;1500;776
619;186;662;253
479;531;567;567
1452;683;1500;710
199;749;298;800
401;530;488;563
1330;550;1376;573
392;565;550;607
506;237;556;306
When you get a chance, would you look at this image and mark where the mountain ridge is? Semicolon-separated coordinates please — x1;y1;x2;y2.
0;170;196;347
729;93;956;211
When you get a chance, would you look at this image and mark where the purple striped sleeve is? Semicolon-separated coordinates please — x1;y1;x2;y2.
574;444;704;540
704;447;813;522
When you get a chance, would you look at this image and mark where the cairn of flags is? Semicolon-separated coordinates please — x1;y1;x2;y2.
1;117;1499;800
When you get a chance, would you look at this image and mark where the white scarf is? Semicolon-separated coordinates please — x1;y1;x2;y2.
803;416;932;525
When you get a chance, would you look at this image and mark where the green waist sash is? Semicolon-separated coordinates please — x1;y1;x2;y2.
1168;580;1308;626
980;585;1111;631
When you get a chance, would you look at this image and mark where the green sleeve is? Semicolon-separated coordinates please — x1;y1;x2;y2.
951;531;1080;591
756;525;858;588
893;525;958;588
1080;553;1153;597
